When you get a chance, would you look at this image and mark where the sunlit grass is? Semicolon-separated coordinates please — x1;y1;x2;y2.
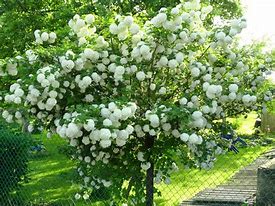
155;146;270;206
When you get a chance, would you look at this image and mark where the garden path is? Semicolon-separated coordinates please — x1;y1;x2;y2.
180;149;275;206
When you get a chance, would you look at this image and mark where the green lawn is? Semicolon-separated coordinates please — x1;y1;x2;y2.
19;113;274;206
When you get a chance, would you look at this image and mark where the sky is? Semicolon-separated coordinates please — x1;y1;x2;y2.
240;0;275;82
241;0;275;48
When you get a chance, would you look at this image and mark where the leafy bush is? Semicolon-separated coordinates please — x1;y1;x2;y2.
0;124;31;202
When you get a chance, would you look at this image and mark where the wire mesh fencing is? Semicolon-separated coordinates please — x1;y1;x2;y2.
0;123;274;206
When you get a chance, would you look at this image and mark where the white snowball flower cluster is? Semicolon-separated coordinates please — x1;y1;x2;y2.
109;15;140;40
5;62;18;76
34;30;57;44
192;111;206;128
242;94;257;105
25;50;38;64
4;83;24;104
69;14;96;46
205;84;223;99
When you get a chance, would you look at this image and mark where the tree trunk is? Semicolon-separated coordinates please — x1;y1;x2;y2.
146;161;154;206
145;135;154;206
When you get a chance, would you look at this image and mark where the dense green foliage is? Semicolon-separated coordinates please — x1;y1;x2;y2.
0;123;31;202
0;0;242;58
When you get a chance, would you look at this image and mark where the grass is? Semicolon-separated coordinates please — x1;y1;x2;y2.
155;146;270;206
18;113;274;206
19;136;79;205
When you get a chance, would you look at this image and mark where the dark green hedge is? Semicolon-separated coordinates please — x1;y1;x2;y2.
0;124;31;202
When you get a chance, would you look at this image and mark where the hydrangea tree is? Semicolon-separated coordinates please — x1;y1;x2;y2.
0;0;273;205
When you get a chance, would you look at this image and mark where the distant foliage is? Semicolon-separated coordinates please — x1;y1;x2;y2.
0;0;242;58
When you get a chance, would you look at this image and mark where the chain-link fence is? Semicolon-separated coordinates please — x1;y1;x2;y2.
0;122;274;206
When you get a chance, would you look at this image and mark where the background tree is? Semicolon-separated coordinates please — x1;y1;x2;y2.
0;0;242;59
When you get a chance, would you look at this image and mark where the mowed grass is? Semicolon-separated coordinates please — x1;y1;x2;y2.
155;146;270;206
20;113;274;206
19;136;79;204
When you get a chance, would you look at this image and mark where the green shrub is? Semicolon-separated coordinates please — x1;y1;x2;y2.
0;124;32;202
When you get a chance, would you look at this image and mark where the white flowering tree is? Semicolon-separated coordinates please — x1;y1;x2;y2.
0;0;273;205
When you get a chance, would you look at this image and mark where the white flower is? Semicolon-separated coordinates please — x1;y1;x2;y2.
83;193;90;200
189;133;199;144
215;31;226;41
229;84;238;93
140;45;150;55
158;56;168;67
191;67;200;77
15;111;22;119
100;128;111;139
28;124;34;133
117;130;129;139
113;109;122;119
242;94;251;104
102;180;112;187
130;23;139;34
83;49;99;62
101;108;111;118
150;84;156;91
41;32;49;41
91;72;101;83
7;63;18;76
136;71;146;81
228;92;236;100
168;59;178;68
141;162;151;170
159;87;166;94
143;124;150;132
180;133;189;142
108;102;117;111
75;193;81;200
203;74;211;82
192;111;202;120
82;136;90;145
172;129;181;138
121;107;132;119
162;123;171;131
84;156;91;163
156;13;167;23
103;119;112;126
149;114;160;128
66;123;80;138
179;31;187;40
34;30;41;38
14;88;24;97
179;97;187;105
176;52;184;63
126;125;134;134
85;14;95;24
84;94;94;102
137;152;145;161
79;37;87;46
46;98;57;107
100;139;112;148
109;23;118;34
251;95;257;102
124;16;134;26
82;76;92;85
49;32;57;40
171;7;180;15
202;105;210;113
116;138;126;147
